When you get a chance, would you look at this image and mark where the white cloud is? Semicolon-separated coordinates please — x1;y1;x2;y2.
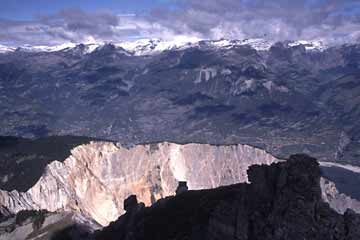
0;1;359;46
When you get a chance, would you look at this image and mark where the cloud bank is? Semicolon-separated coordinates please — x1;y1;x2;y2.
0;0;360;46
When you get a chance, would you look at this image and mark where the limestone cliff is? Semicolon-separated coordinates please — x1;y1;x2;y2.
0;141;277;226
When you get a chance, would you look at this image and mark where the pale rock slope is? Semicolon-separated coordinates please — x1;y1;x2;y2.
321;178;360;214
0;142;277;226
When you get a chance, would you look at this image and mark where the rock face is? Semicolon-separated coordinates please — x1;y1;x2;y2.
321;178;360;214
94;155;360;240
175;182;189;195
0;141;277;226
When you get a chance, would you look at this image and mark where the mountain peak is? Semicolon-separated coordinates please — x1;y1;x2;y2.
0;38;331;56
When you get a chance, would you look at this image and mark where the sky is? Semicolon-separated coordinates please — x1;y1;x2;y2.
0;0;360;46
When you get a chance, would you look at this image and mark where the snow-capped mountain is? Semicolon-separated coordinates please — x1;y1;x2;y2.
287;40;328;51
113;38;328;54
18;42;77;52
115;38;199;56
0;44;16;53
0;38;330;56
204;38;275;51
0;42;101;54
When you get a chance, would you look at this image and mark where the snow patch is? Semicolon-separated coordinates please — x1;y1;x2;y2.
207;38;274;51
83;44;102;54
288;40;328;51
115;37;200;56
20;42;77;52
0;44;15;53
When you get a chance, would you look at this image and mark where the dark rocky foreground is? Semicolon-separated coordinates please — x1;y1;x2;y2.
53;154;360;240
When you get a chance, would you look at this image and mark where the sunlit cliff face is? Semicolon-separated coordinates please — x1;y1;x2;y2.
0;141;278;226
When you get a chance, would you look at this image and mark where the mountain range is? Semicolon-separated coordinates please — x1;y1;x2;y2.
0;38;327;55
1;37;360;239
0;38;359;165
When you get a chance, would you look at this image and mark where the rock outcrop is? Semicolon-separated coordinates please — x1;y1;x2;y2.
175;182;188;195
94;155;360;240
0;141;277;226
321;178;360;214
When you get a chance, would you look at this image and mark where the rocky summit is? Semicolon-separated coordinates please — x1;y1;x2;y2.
90;155;360;240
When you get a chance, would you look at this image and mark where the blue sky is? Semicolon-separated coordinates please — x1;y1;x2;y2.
1;0;359;20
0;0;359;46
0;0;173;20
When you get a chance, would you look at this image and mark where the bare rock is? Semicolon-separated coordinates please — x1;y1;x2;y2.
0;141;278;226
124;195;138;212
175;182;188;195
94;154;360;240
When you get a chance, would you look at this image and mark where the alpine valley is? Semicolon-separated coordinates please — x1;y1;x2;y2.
0;38;359;164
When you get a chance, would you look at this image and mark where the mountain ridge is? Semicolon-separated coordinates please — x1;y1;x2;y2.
0;38;359;165
0;38;331;56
